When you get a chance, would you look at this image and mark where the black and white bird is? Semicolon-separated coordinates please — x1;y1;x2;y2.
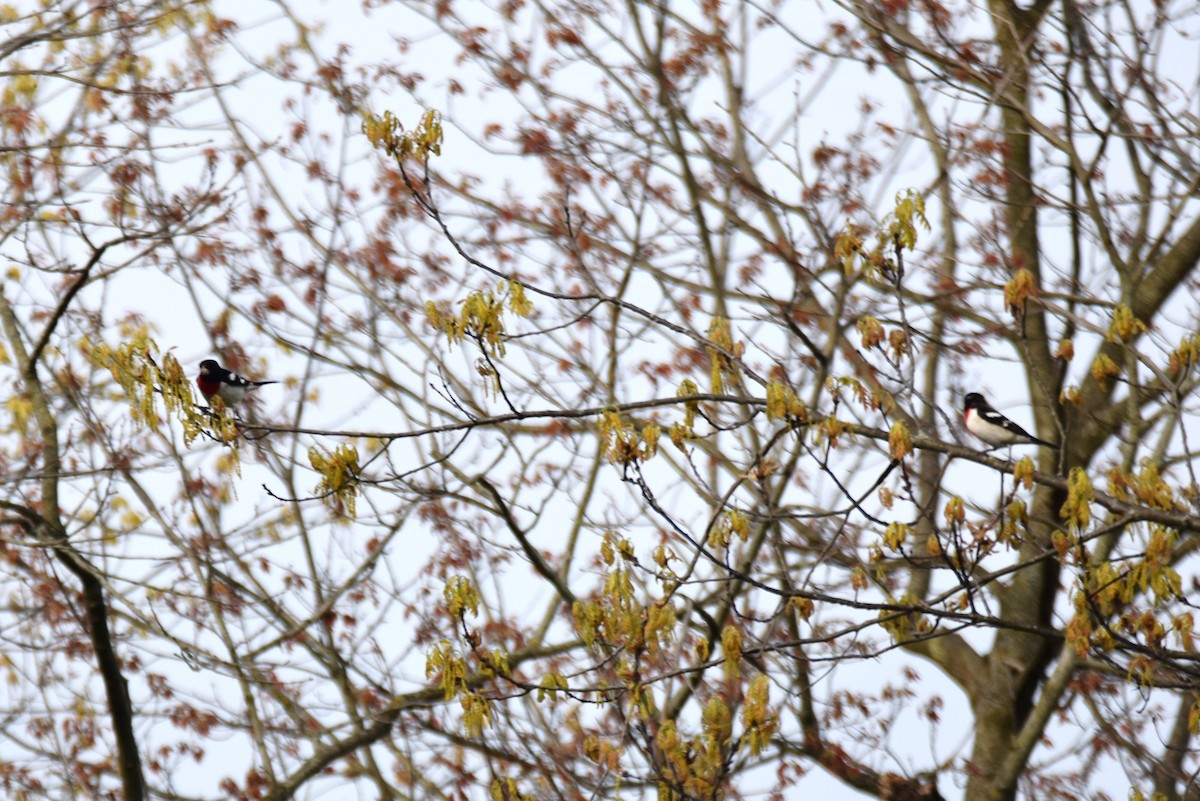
196;359;278;407
963;392;1058;449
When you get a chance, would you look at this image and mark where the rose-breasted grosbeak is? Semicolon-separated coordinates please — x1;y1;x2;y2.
196;359;277;406
963;392;1058;449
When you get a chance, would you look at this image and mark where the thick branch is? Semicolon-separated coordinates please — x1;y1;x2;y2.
0;290;145;801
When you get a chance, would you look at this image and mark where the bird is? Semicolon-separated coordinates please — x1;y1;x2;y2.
196;359;278;407
963;392;1058;449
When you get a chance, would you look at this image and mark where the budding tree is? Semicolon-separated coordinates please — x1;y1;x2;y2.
2;1;1199;801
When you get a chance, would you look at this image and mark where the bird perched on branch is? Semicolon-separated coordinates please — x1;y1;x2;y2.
196;359;277;407
963;392;1058;449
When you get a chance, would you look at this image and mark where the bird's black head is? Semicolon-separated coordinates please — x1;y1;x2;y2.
963;392;986;411
199;359;220;375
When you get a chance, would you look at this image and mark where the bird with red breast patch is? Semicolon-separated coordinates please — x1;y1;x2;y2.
196;359;277;407
963;392;1058;449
